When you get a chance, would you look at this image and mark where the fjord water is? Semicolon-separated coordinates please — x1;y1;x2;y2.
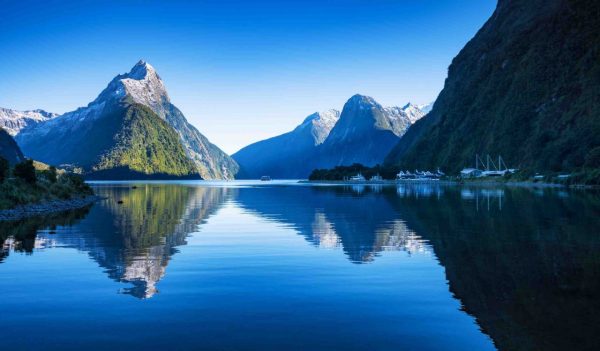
1;182;598;350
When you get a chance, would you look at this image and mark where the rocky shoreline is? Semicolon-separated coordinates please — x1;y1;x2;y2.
0;195;103;221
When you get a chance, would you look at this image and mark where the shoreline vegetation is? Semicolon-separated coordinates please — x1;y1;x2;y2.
307;163;600;188
0;158;97;220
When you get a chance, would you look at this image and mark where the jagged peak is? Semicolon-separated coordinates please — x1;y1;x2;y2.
402;102;418;110
90;60;169;111
127;60;158;80
301;109;340;125
344;94;382;112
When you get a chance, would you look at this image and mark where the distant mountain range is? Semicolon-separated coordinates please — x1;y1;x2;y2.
234;94;429;178
0;108;59;136
385;0;600;174
233;109;341;178
6;61;238;179
2;61;432;180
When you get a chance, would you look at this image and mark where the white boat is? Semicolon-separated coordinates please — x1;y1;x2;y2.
260;176;271;181
396;171;416;180
370;174;383;181
397;169;441;181
349;173;366;182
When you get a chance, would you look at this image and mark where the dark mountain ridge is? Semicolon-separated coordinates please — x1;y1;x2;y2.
385;0;600;174
0;127;24;165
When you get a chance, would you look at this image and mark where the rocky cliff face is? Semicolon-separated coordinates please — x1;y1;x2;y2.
0;127;25;165
386;0;600;173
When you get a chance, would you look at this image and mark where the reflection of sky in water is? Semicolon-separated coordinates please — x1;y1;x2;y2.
1;182;598;350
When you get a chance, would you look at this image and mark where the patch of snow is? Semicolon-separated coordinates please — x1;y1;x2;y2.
0;108;59;135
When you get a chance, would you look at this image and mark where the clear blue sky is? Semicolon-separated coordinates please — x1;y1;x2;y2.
0;0;496;153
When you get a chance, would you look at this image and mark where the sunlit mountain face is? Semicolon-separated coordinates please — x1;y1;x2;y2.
1;182;599;350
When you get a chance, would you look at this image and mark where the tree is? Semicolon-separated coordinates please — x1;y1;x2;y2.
47;166;58;183
585;147;600;168
13;159;36;184
0;157;8;183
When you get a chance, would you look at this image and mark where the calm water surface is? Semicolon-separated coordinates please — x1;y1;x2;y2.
1;181;599;350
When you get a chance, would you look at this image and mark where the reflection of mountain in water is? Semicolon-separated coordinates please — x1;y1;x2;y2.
77;185;229;298
238;184;600;349
0;208;91;263
389;187;600;351
236;186;430;263
1;185;229;299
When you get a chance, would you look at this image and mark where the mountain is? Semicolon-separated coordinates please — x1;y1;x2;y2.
399;103;428;123
0;108;59;136
312;94;421;170
385;0;600;174
15;61;238;179
0;127;25;165
417;102;434;115
232;109;340;178
234;95;426;179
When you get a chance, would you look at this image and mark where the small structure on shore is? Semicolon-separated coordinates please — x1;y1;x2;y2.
461;168;483;178
349;173;366;181
396;169;444;181
461;154;516;178
260;176;271;181
370;174;383;181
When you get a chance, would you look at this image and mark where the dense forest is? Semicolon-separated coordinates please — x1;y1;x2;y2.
385;0;600;179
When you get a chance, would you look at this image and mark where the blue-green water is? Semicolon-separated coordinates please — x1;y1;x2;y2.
1;181;598;350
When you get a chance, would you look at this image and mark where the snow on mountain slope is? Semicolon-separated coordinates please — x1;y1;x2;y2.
400;103;428;124
417;102;434;115
295;109;341;145
312;94;419;169
233;109;340;178
16;60;238;179
0;108;59;136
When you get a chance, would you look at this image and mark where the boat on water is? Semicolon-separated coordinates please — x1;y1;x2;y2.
349;173;366;182
370;174;383;181
260;176;272;181
396;169;444;181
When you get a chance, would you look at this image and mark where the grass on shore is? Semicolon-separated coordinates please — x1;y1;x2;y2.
455;168;600;187
0;172;93;210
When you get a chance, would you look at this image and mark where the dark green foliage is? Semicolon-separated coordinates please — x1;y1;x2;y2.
564;169;600;186
386;0;600;176
41;166;58;183
0;170;93;210
60;173;92;194
309;163;399;181
17;102;207;180
0;157;8;183
92;103;199;178
584;147;600;168
13;159;37;184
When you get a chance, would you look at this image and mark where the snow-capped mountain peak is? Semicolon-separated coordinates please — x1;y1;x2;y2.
400;102;428;124
298;109;341;145
417;102;434;114
128;60;156;80
83;60;170;120
119;60;170;111
347;94;382;110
